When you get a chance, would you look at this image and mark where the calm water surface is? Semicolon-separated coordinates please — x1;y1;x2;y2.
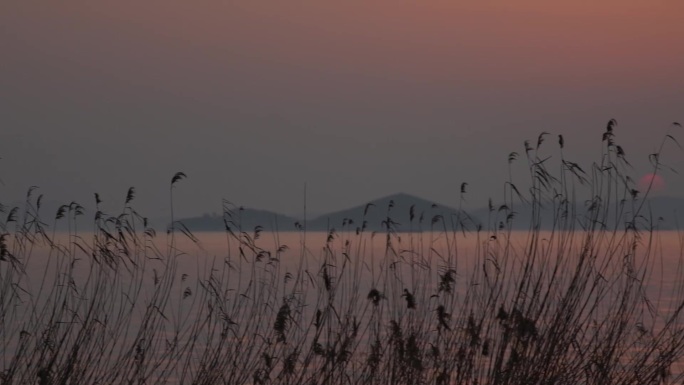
3;230;684;382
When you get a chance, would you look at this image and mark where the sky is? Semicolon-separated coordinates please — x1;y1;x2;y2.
1;1;684;220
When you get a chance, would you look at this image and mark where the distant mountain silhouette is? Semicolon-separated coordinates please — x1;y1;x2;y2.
469;195;684;231
178;208;300;232
176;193;474;233
176;194;684;233
306;192;475;233
632;195;684;229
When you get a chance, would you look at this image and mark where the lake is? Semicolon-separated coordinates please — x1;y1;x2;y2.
2;228;684;384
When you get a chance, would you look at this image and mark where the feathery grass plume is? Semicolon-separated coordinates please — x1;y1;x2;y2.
55;204;68;220
125;187;135;204
508;151;518;164
367;288;383;306
283;349;298;376
0;233;10;261
364;202;374;216
322;264;332;292
536;131;549;149
436;305;450;330
367;339;382;372
524;140;533;155
389;320;403;344
314;309;322;328
6;206;18;223
71;202;84;217
1;122;684;384
402;288;416;309
171;171;186;186
482;339;490;356
274;299;291;343
405;333;423;372
438;269;456;293
496;305;509;322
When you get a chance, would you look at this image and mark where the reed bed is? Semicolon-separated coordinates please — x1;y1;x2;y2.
2;122;684;384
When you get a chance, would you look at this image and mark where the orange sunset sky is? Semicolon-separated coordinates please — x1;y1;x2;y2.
1;1;683;218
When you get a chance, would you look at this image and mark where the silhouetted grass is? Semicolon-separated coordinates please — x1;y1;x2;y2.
1;121;684;384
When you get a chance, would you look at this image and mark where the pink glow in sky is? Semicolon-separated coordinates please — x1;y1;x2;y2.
1;1;683;217
638;173;666;193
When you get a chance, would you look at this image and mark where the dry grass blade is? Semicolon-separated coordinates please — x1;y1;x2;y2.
1;122;684;385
